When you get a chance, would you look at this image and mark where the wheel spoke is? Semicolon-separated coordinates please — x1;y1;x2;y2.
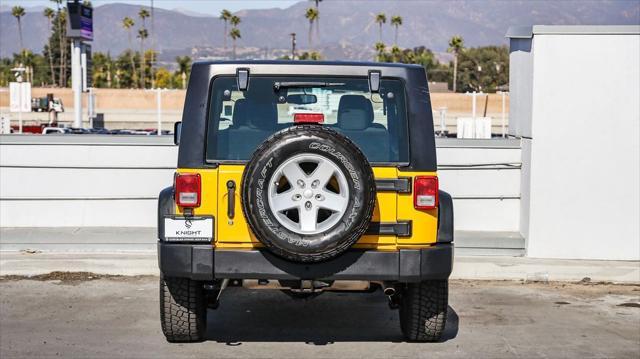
271;191;297;212
299;205;318;232
311;160;336;188
318;191;347;212
281;161;307;185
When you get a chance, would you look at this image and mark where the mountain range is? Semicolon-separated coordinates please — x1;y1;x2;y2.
1;0;638;61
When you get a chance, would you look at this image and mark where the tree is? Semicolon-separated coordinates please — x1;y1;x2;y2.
374;42;386;62
219;9;232;51
137;28;149;88
298;51;323;61
230;15;240;28
310;0;322;42
448;35;464;92
391;15;402;46
12;6;25;59
44;8;56;85
175;55;191;89
92;52;113;88
43;4;69;86
139;8;150;27
138;9;150;88
122;17;137;87
455;45;509;93
114;50;140;88
375;13;386;43
50;0;67;86
305;8;318;50
154;67;173;89
229;28;241;60
390;45;402;63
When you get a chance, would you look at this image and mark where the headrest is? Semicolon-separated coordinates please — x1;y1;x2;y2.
232;99;277;130
337;95;373;130
232;99;249;127
246;101;278;130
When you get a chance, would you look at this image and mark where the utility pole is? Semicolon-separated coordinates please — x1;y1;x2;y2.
290;33;297;60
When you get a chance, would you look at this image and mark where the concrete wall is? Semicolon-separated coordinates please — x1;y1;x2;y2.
0;136;521;233
509;26;640;260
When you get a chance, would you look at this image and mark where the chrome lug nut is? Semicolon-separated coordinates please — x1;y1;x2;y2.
305;201;312;210
297;179;305;188
311;179;320;188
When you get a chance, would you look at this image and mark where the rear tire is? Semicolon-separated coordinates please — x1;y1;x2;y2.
399;280;448;342
160;275;207;342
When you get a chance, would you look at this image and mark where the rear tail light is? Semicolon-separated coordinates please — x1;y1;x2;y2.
294;113;324;124
414;176;439;210
175;173;201;208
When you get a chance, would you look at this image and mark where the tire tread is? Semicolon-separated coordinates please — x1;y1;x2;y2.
159;275;206;342
399;280;448;342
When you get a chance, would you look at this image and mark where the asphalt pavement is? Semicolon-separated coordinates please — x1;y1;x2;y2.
1;276;639;358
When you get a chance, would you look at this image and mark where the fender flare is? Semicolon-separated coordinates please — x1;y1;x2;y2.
437;190;454;243
157;186;174;240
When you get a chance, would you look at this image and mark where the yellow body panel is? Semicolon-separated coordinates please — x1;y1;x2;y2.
176;166;438;250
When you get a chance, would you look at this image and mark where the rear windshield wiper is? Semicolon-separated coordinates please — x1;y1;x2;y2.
273;81;345;91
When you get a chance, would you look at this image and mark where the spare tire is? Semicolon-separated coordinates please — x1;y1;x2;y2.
241;125;376;263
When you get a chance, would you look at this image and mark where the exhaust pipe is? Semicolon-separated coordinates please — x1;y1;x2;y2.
382;282;396;296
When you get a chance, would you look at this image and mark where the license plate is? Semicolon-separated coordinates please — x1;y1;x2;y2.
164;216;213;242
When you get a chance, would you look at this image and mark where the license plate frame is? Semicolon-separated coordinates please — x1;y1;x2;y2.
163;215;214;243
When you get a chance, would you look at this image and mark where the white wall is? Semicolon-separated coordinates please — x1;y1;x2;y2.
516;27;640;260
0;136;522;232
0;136;176;227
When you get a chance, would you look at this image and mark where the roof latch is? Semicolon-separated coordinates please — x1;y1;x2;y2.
368;70;381;93
237;68;249;91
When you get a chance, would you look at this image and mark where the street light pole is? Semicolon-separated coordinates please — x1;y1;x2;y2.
71;39;83;128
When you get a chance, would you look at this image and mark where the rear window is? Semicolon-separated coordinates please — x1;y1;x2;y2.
205;76;409;164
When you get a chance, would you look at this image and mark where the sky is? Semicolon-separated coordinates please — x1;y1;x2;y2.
0;0;300;15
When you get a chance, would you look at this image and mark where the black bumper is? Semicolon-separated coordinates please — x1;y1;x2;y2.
158;243;453;282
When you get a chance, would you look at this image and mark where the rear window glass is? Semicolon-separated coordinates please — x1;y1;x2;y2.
205;76;409;164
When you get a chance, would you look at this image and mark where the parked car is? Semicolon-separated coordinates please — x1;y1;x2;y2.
157;61;454;342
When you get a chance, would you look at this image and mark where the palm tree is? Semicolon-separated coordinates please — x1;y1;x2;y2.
448;35;464;92
305;7;318;50
391;45;402;63
50;0;66;86
139;8;150;27
311;0;322;42
12;6;25;59
122;17;137;87
229;28;241;60
137;28;148;88
374;42;386;62
230;15;240;28
375;13;386;43
391;15;402;46
176;56;191;89
219;9;232;51
44;7;56;85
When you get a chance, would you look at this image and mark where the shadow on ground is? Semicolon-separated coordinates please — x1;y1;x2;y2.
205;288;458;344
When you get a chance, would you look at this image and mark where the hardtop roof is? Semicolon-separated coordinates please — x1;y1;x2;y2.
193;60;423;70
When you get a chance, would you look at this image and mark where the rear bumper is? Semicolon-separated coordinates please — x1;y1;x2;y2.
157;243;453;282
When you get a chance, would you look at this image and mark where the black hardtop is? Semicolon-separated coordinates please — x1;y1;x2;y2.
193;59;424;69
178;61;437;171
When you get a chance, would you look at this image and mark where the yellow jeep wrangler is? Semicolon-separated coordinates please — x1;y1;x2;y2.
158;61;454;342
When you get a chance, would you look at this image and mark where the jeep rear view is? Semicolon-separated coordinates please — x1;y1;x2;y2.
157;61;454;342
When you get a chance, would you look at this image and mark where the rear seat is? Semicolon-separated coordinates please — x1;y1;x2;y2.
336;95;389;162
220;99;278;159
